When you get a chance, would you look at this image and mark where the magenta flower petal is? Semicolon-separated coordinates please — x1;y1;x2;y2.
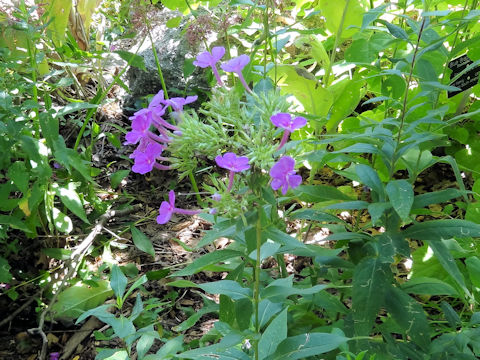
269;156;302;195
221;54;250;73
211;46;226;62
157;201;174;224
168;190;175;205
270;113;291;128
193;46;226;68
271;113;307;132
291;116;307;130
215;152;250;172
150;90;165;107
132;152;155;174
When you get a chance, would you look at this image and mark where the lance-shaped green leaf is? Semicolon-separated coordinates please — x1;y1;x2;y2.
356;164;385;201
264;332;349;360
386;180;414;222
198;280;252;300
172;249;244;277
403;219;480;240
51;182;90;224
385;286;431;351
111;265;127;299
352;257;391;336
259;308;288;360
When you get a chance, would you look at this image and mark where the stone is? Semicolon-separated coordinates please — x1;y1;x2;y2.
124;10;209;109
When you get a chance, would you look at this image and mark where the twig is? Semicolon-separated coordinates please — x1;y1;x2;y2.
0;289;42;328
27;204;143;360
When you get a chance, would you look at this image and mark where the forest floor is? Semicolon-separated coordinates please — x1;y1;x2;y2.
0;81;468;360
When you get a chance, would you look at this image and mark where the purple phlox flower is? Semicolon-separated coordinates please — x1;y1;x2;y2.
164;95;198;113
209;208;218;215
49;352;60;360
220;54;252;93
157;190;202;224
269;156;302;195
270;113;307;150
215;152;250;191
150;90;165;108
124;114;151;145
132;143;170;174
211;193;222;202
193;46;225;86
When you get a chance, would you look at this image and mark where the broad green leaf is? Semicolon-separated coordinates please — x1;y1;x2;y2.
96;349;129;360
197;218;237;248
110;315;136;339
265;332;349;360
272;65;333;115
52;207;73;233
386;180;414;221
115;50;146;71
178;334;246;359
52;182;90;224
198;280;252;300
51;280;113;319
440;301;461;328
258;300;283;329
298;35;330;68
172;249;244;277
323;201;369;210
466;256;480;289
0;214;33;233
173;304;218;332
352;257;391;336
123;274;148;301
151;335;184;359
168;280;198;288
166;16;182;28
326;78;364;132
110;170;130;189
137;329;160;359
131;226;155;257
8;161;28;193
290;209;342;223
111;265;127;299
403;219;480;240
0;257;12;283
293;185;352;202
261;284;328;301
259;308;288;360
412;188;465;208
428;240;471;299
368;202;391;226
377;19;409;41
248;240;281;261
45;0;73;45
55;102;99;118
385;286;430;351
362;3;388;29
319;0;365;38
401;277;458;296
356;164;385;201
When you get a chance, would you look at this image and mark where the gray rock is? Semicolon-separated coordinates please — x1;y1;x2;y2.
124;10;209;109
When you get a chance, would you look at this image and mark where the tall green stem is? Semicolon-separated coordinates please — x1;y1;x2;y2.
389;18;426;178
25;23;40;138
188;171;203;206
254;209;262;360
323;0;350;87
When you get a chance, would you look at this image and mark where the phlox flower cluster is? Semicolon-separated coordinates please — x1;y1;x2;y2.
124;90;197;175
193;46;252;93
128;46;308;226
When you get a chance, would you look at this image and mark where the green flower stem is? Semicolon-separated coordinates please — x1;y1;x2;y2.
25;33;39;138
144;14;169;102
188;171;203;206
323;0;350;87
254;208;262;360
74;34;147;152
